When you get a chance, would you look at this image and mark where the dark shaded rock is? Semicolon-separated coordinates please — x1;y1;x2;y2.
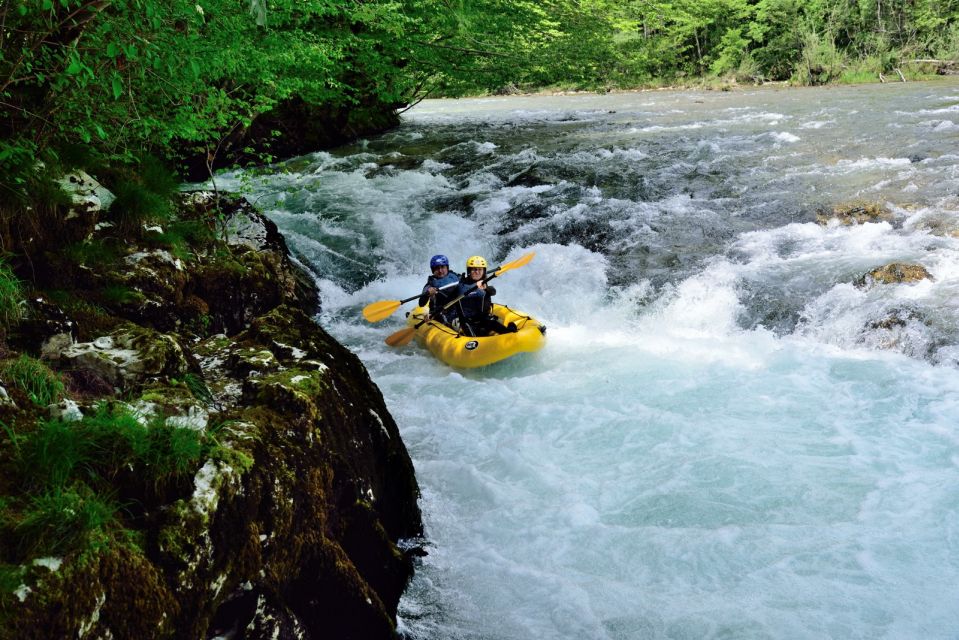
9;546;179;640
5;296;77;359
506;164;554;188
180;98;401;182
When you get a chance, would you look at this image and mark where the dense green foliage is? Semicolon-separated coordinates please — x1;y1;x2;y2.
1;0;958;201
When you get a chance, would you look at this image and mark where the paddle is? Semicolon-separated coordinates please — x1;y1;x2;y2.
362;281;459;323
385;251;535;347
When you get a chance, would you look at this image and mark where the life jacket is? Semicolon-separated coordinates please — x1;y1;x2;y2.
456;274;495;320
420;271;460;318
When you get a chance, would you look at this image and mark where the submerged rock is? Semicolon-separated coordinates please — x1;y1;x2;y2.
816;200;893;225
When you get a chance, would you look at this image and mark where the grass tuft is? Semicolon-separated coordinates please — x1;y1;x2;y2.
105;156;180;233
15;486;120;556
18;418;88;490
0;258;24;331
1;355;65;407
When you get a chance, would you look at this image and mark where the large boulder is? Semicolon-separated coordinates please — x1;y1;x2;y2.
2;194;420;639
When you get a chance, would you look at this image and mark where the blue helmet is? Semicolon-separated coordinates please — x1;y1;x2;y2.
430;254;449;269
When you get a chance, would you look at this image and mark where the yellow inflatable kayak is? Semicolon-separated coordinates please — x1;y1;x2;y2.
406;304;546;368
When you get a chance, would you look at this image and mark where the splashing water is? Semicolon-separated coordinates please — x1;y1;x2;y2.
217;81;959;639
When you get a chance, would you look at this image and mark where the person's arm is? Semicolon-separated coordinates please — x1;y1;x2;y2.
418;279;433;307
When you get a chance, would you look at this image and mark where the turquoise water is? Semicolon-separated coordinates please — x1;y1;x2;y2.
221;81;959;639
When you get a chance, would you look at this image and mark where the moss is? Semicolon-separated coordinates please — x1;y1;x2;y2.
243;368;328;425
1;545;175;640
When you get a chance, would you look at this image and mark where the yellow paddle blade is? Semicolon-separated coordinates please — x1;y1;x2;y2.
362;299;402;323
493;251;535;276
385;327;416;347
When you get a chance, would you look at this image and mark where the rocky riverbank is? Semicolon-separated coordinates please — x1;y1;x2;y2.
0;188;421;638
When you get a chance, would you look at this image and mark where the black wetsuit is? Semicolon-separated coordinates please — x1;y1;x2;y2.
455;274;515;336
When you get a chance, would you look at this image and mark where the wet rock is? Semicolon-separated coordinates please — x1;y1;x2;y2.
427;192;479;213
0;384;13;407
57;170;115;218
57;325;189;390
209;589;307;640
816;200;893;225
3;193;419;640
365;153;423;177
855;262;933;287
908;213;959;238
6;297;78;359
47;398;83;422
861;306;926;353
506;164;554;188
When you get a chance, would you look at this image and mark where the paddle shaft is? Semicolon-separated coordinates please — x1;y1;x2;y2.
363;280;459;322
384;251;534;347
402;279;458;304
412;271;500;330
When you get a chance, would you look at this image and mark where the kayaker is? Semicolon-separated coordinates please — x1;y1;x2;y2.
456;255;517;336
419;254;460;325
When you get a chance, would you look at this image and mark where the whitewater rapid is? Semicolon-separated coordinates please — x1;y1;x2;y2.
218;80;959;639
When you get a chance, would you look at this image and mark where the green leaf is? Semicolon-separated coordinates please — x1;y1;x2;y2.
66;59;82;75
42;0;53;10
107;43;119;58
112;77;123;99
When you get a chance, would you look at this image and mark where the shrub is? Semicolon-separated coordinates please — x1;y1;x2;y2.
144;422;204;477
144;219;218;262
105;156;179;234
0;563;25;593
793;27;847;85
734;55;762;85
108;180;172;233
1;355;65;407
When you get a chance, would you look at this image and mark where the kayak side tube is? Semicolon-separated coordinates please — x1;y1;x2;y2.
407;304;546;368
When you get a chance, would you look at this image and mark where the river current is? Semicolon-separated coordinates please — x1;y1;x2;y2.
219;81;959;639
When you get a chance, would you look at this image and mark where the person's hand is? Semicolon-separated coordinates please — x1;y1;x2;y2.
476;281;487;291
427;286;438;296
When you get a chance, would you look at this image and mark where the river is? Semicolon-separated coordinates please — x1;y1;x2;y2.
218;80;959;639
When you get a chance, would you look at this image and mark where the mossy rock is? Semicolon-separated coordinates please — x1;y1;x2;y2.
56;323;188;390
1;189;417;638
2;546;177;640
816;200;893;225
855;262;932;287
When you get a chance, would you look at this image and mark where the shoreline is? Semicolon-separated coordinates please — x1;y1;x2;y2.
422;73;959;102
